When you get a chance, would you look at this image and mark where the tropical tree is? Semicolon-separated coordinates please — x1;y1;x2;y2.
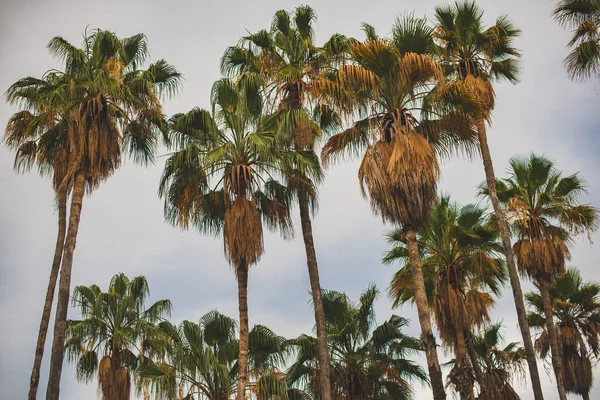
221;8;352;399
385;196;506;399
5;29;181;400
159;78;293;400
64;273;172;400
470;323;526;400
554;0;600;80
526;267;600;400
430;4;545;399
4;71;71;400
487;154;599;400
320;16;479;400
287;285;428;399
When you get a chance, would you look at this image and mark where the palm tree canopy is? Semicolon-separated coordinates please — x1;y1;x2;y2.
159;78;295;267
65;273;172;399
481;153;598;280
554;0;600;80
6;28;181;191
386;195;506;348
526;267;600;396
287;285;428;399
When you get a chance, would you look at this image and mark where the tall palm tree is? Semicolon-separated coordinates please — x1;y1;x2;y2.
221;9;352;399
321;17;479;400
159;78;293;400
430;4;544;398
554;0;600;80
385;196;506;399
65;273;172;400
526;267;600;400
287;285;428;399
4;71;71;400
5;29;181;400
471;323;526;400
487;154;598;400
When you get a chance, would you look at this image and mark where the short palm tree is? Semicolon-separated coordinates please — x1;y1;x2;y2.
385;196;506;399
5;29;181;399
487;154;598;400
554;0;600;80
471;323;526;400
159;78;293;400
526;267;600;400
321;17;479;400
4;71;71;400
287;285;428;399
430;4;545;398
221;8;352;398
65;273;172;400
141;311;294;400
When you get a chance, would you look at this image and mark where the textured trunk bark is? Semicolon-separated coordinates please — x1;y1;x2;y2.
455;330;475;400
477;122;544;400
46;172;85;400
466;330;489;399
28;188;68;400
582;392;591;400
236;260;249;400
298;190;332;400
406;230;446;400
539;280;568;400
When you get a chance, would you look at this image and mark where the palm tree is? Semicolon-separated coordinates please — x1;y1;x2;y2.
142;311;292;400
221;9;352;399
487;154;599;400
471;323;526;400
287;285;428;399
526;267;600;400
5;29;181;399
321;17;479;400
4;71;71;400
430;4;545;399
159;78;293;400
385;196;506;399
554;0;600;80
65;273;172;400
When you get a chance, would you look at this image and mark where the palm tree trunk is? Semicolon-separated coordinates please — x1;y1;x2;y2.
405;229;446;400
455;329;475;400
236;259;249;400
539;280;568;400
583;392;591;400
466;330;489;399
298;189;332;400
46;171;86;400
477;122;544;400
28;188;68;400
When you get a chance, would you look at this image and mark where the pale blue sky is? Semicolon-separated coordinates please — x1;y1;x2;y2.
0;0;599;399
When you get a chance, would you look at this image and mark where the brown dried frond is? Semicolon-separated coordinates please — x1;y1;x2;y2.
563;347;593;396
338;64;380;97
398;52;444;91
224;164;255;197
321;125;371;166
98;355;130;400
224;196;263;267
513;236;569;281
461;75;495;116
105;58;125;84
464;289;494;327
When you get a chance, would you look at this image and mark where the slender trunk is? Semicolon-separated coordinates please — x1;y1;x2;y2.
406;230;446;400
466;330;489;399
298;189;333;400
46;172;86;400
455;329;475;400
28;188;68;400
583;392;591;400
539;280;568;400
477;122;544;400
236;260;249;400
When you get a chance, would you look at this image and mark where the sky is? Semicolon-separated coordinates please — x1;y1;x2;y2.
0;0;599;399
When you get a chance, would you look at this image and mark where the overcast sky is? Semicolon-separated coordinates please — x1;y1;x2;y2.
0;0;599;399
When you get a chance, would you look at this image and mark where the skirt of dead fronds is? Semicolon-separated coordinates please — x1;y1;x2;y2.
98;355;131;400
513;236;569;280
224;197;264;268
